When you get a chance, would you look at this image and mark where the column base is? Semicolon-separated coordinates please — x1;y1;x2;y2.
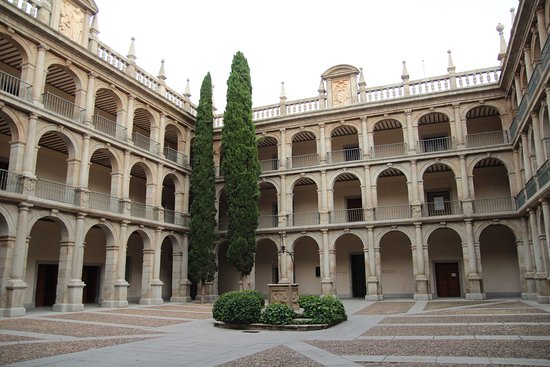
52;303;84;312
365;295;382;301
101;300;128;308
139;298;163;305
536;295;550;304
414;293;432;301
321;278;334;295
1;307;26;317
5;279;28;315
465;292;485;300
366;277;380;300
114;280;129;307
170;296;192;303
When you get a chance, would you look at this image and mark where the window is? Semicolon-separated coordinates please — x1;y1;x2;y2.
426;190;451;216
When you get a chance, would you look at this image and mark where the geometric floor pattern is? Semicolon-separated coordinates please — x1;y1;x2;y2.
1;299;549;366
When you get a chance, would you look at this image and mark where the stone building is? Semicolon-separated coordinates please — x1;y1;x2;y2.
0;0;549;317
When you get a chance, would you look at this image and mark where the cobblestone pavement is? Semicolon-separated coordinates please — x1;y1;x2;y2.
1;299;549;366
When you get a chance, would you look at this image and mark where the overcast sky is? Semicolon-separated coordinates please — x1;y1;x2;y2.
93;0;518;112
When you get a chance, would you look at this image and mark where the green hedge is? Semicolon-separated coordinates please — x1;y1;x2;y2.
212;290;264;324
260;303;295;325
298;295;347;324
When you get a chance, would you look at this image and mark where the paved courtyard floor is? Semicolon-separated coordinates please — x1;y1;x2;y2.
1;298;550;366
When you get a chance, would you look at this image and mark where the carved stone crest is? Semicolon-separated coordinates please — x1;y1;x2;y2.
59;0;84;43
332;78;351;107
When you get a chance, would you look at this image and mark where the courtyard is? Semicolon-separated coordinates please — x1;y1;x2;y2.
0;299;549;366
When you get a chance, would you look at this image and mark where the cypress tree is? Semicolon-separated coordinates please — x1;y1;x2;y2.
188;73;217;302
221;51;260;288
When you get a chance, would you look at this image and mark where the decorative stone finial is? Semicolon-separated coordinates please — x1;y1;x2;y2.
510;8;516;24
358;67;366;87
401;60;409;80
280;81;287;99
183;78;191;98
497;23;507;61
90;14;99;34
127;37;136;62
447;50;455;71
318;78;326;94
158;59;166;81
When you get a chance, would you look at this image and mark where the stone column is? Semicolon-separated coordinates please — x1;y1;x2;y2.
22;113;39;176
453;103;465;146
146;228;163;305
83;72;96;125
279;128;286;169
113;221;129;307
4;204;32;316
465;219;483;299
520;216;537;299
514;75;523;104
320;229;334;294
179;233;192;301
328;248;336;294
185;129;192;159
366;226;380;300
279;175;287;226
536;7;548;49
125;95;135;141
53;240;75;311
139;248;156;305
101;241;120;307
278;233;289;283
319;123;326;163
360;116;369;158
529;209;550;303
31;44;47;104
78;135;91;190
524;48;533;81
530;112;545;168
405;109;416;153
158;113;166;153
513;149;524;191
414;223;429;300
521;133;533;180
320;170;329;225
62;213;86;312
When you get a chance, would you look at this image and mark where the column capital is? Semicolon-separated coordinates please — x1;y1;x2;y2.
452;102;460;108
404;109;412;115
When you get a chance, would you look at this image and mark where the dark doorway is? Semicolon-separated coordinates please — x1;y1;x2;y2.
35;264;58;307
346;197;363;222
82;265;100;304
435;262;460;297
351;254;366;297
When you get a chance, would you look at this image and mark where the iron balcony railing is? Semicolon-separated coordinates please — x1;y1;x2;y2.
260;158;279;172
423;200;462;217
417;136;455;153
132;131;160;154
515;160;550;209
327;148;361;164
0;169;21;193
162;208;188;226
163;146;188;166
87;191;122;213
371;142;407;158
258;215;279;228
330;208;364;223
473;197;516;214
93;115;127;141
465;131;509;148
0;70;32;101
130;201;156;220
374;204;412;220
287;153;320;169
34;177;77;205
42;92;85;123
287;212;320;226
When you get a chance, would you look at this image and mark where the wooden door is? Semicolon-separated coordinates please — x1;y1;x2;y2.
82;266;100;304
35;264;58;307
435;262;460;297
351;254;366;297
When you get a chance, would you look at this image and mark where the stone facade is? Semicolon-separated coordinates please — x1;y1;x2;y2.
0;0;549;317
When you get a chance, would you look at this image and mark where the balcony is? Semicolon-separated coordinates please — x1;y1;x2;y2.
0;169;21;193
34;177;77;205
423;200;462;216
93;115;127;141
327;148;361;164
163;146;188;166
473;197;515;214
465;131;509;148
0;70;32;101
162;208;188;226
87;191;122;213
371;143;407;159
374;204;412;220
287;153;320;169
129;201;156;220
287;212;320;226
417;136;455;153
42;92;85;123
132;131;160;154
260;158;279;172
330;208;364;224
258;215;279;228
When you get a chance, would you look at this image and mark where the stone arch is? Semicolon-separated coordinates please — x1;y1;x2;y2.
160;233;182;252
0;108;24;142
259;177;280;194
26;211;73;242
327;122;360;137
378;229;415;298
414;110;452;125
93;83;127;112
418;159;459;179
329;230;367;251
372;165;411;184
288;174;320;191
0;31;33;70
125;227;154;250
468;155;512;177
88;144;122;174
473;221;519;244
328;169;364;189
289;129;318;143
287;234;321;252
35;125;81;162
369;116;405;133
375;227;415;247
255;238;279;294
127;158;155;183
43;59;86;96
292;235;322;294
83;219;117;247
0;203;16;236
462;102;505;120
423;223;466;245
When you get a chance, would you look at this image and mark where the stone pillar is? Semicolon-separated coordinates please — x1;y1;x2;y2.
83;72;96;125
524;48;533;81
139;248;156;305
4;204;32;316
514;75;523;104
113;221;129;307
60;213;86;312
453;103;465;146
513;149;524;191
78;135;91;188
529;209;550;303
31;44;47;105
145;228;163;305
278;233;289;283
414;223;429;300
465;219;483;299
125;95;135;141
405;109;416;153
530;112;545;168
320;229;334;294
360;116;369;158
22;113;39;176
319;123;326;163
53;240;75;311
320;170;328;225
521;133;533;179
158;113;166;153
366;226;380;300
101;241;120;307
279;128;286;169
178;233;192;301
185;129;192;158
536;7;548;49
364;165;374;220
520;216;537;300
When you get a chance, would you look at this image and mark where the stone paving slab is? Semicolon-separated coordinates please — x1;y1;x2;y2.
380;314;550;324
46;312;187;327
101;308;211;319
217;345;323;367
363;324;550;336
0;334;37;342
423;301;489;310
0;338;152;365
0;318;157;337
355;302;415;315
476;301;532;309
145;304;213;312
308;339;550;359
423;308;548;315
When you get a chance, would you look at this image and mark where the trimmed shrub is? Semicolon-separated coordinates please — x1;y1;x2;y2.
260;303;295;325
212;290;263;324
299;295;347;324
